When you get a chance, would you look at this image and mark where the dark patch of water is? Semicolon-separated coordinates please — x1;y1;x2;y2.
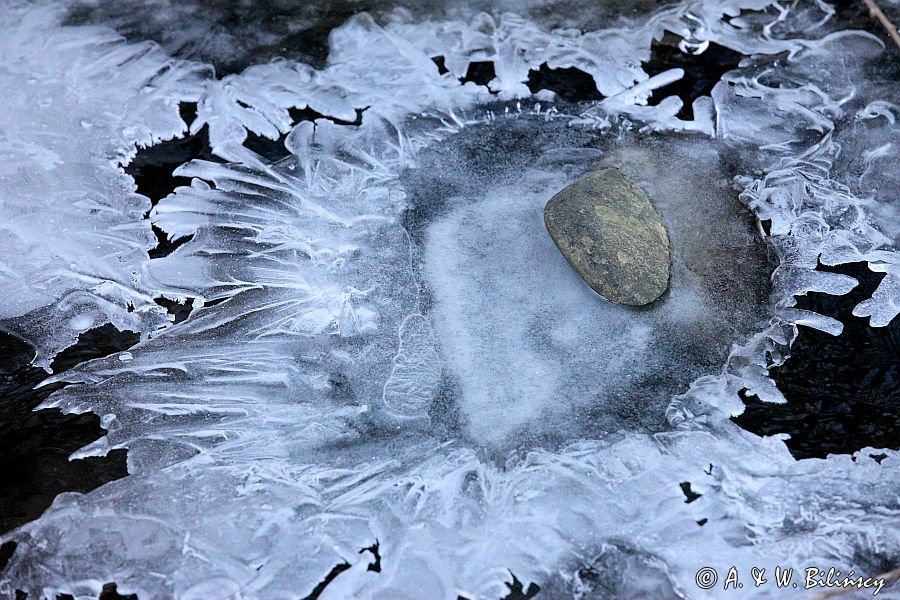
643;32;745;120
455;573;541;600
98;583;138;600
0;326;136;535
148;226;193;259
64;0;373;76
461;61;497;88
734;262;899;459
299;542;381;600
51;583;138;600
500;574;541;600
124;105;218;209
0;541;16;572
49;325;140;374
241;132;294;163
127;102;366;256
362;541;382;573
63;0;685;78
525;63;604;102
154;297;195;324
243;106;366;162
679;481;701;503
432;55;450;75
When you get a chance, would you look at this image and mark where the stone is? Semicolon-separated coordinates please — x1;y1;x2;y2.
543;167;670;306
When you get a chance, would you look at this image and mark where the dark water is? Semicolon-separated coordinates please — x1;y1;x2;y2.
0;327;135;537
0;328;133;597
63;0;681;77
734;262;900;460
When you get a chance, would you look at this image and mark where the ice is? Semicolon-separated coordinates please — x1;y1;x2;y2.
420;127;770;444
382;315;442;418
2;1;899;599
854;257;900;327
0;4;206;367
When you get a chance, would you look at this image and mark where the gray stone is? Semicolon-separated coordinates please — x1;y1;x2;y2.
544;167;670;306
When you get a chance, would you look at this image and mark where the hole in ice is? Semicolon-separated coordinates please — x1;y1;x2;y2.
301;561;352;600
679;481;702;503
525;63;604;102
178;101;197;126
123;104;219;208
49;324;140;374
153;297;195;324
499;573;540;600
126;102;367;257
460;60;497;88
147;225;193;259
644;32;745;120
362;540;382;573
242;133;295;163
299;542;381;600
98;583;138;600
0;541;15;573
122;105;212;259
0;327;134;535
459;574;541;600
431;55;450;75
243;105;366;162
734;262;899;459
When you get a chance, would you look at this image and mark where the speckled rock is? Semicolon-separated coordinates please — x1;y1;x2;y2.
544;167;670;306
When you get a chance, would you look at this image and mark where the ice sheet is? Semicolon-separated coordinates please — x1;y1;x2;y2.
1;1;898;599
0;5;206;367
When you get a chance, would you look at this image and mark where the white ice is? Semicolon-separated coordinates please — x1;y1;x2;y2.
1;1;898;599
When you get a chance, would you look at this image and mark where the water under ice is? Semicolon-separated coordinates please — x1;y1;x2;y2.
0;0;898;598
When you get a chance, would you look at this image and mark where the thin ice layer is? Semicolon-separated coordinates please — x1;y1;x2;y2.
420;128;770;444
1;1;898;599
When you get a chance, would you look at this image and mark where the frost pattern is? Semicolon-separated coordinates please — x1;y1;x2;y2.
1;1;898;599
0;4;207;367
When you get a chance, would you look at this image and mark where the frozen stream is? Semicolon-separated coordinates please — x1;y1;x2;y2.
0;1;898;598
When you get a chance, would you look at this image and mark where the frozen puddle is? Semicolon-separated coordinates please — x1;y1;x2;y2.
415;124;770;444
0;1;898;599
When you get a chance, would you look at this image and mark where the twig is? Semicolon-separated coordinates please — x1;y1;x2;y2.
861;0;900;50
